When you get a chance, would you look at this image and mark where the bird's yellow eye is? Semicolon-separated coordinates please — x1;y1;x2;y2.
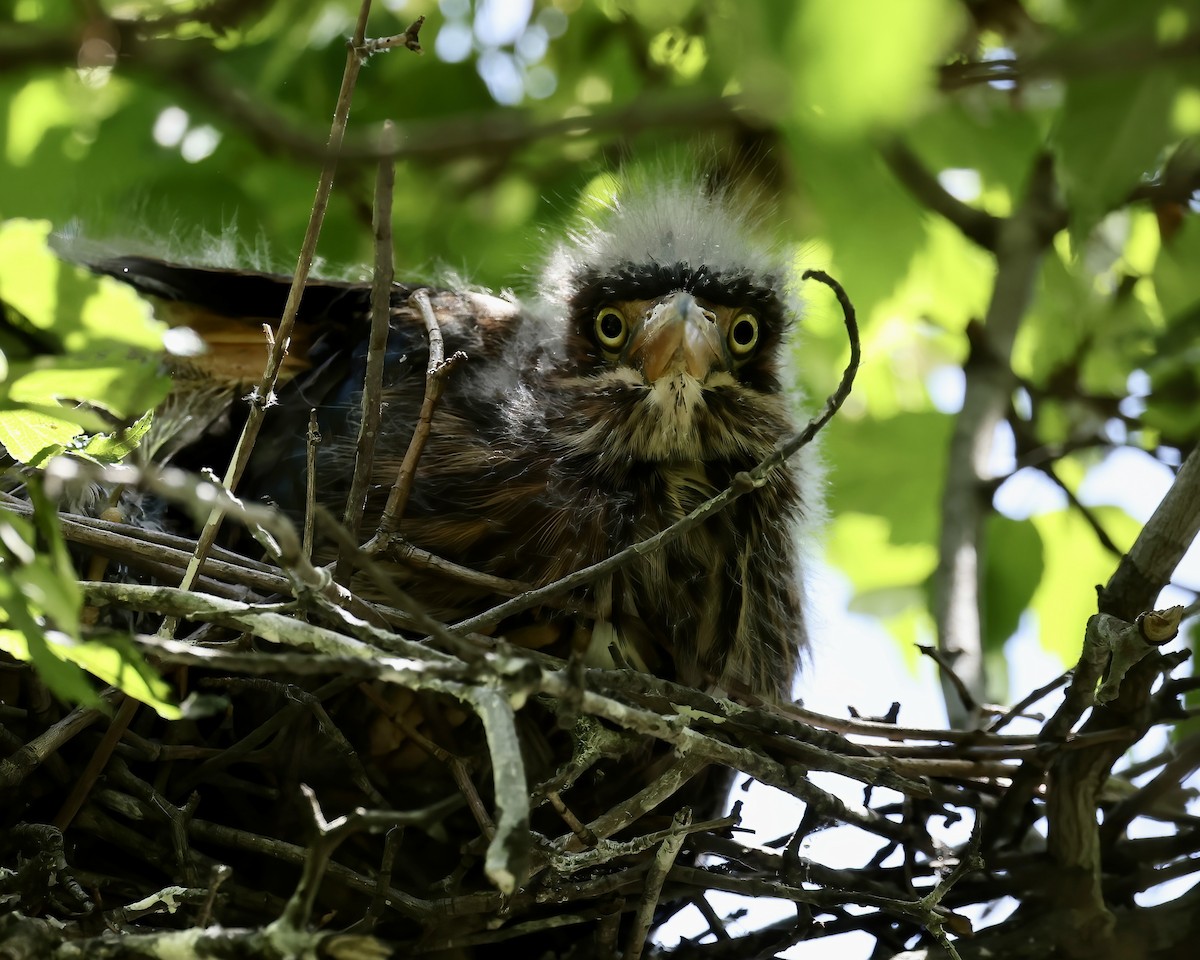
728;313;759;356
594;307;628;351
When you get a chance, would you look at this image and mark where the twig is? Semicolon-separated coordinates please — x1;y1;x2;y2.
303;408;320;559
315;506;491;664
623;808;691;960
41;460;328;595
465;688;531;894
391;538;534;598
557;754;710;854
1100;447;1200;620
1038;461;1123;559
373;290;466;537
198;864;232;928
359;15;425;55
0;689;122;787
986;671;1069;733
452;268;859;633
170;0;381;622
354;827;403;932
339;118;398;584
274;785;456;931
82;581;462;669
536;675;915;844
1099;732;1200;844
356;683;496;840
917;643;981;718
880;140;1002;250
53;697;139;830
916;822;984;960
547;790;598;848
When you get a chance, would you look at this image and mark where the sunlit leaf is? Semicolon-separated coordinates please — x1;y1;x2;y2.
983;516;1044;653
46;631;180;720
824;412;953;545
790;0;963;138
0;406;81;464
1057;67;1177;247
0;626;102;709
1030;507;1141;663
77;410;155;463
827;513;939;595
0;508;98;708
0;219;170;463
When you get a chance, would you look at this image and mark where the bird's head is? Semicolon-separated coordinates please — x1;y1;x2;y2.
537;173;799;463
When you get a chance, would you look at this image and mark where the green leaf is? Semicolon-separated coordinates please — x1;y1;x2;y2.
827;512;938;595
0;219;164;353
6;355;168;419
1154;217;1200;327
0;626;102;709
76;410;155;463
27;480;82;617
789;0;964;139
0;406;81;464
907;103;1044;207
1030;507;1141;663
790;137;927;319
1056;67;1177;247
824;412;954;544
983;516;1044;654
45;630;180;720
0;510;99;708
0;491;177;717
0;219;171;464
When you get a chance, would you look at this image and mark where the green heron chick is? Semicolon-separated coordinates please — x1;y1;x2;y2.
525;174;818;699
86;173;820;701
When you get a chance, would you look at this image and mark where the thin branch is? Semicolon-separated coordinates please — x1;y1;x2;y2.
623;808;691;960
374;290;465;537
453;268;859;634
303;407;320;559
465;688;531;894
1099;447;1200;620
339;118;398;583
1038;462;1123;559
170;0;405;618
0;689;122;788
880;140;1003;250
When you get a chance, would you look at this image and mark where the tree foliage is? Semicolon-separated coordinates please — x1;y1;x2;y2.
1;2;1199;959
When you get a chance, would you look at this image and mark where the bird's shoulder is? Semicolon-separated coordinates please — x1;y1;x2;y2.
77;254;531;389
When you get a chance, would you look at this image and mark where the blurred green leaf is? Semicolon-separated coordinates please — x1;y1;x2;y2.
50;631;180;720
0;406;84;465
1057;68;1177;247
827;512;939;595
0;504;99;708
907;103;1043;210
825;412;953;544
0;219;170;463
0;485;177;718
794;137;927;320
0;219;165;354
1030;506;1141;663
790;0;963;139
1154;218;1200;327
78;411;155;463
983;516;1044;654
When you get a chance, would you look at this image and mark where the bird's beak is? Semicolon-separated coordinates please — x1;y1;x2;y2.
628;291;724;383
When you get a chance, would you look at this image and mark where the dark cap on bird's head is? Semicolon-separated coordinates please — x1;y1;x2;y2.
534;170;802;463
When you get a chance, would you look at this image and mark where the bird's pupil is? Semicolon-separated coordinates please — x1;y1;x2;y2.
601;314;623;340
733;320;755;345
